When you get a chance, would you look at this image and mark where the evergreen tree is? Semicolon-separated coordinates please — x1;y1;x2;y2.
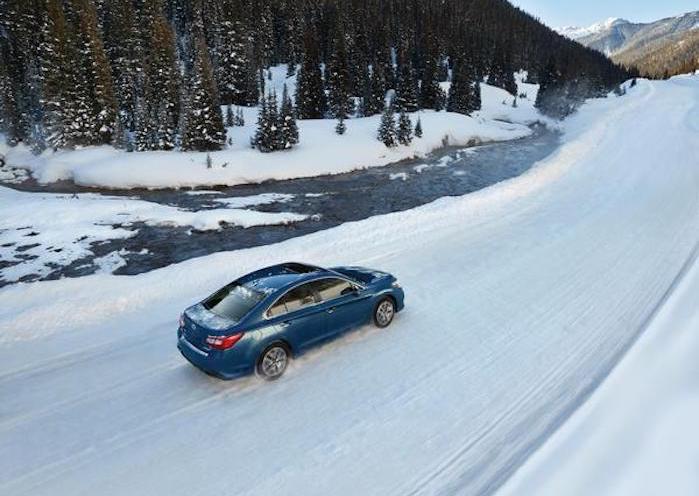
377;100;397;148
327;28;352;118
415;116;423;138
226;104;235;127
254;90;285;152
38;0;70;148
147;14;180;150
102;0;141;132
70;0;118;146
489;45;518;95
335;116;346;135
279;84;299;148
236;107;245;127
395;59;419;112
213;11;257;106
447;59;480;115
361;65;386;117
296;26;327;119
397;110;413;145
181;36;226;151
419;56;443;111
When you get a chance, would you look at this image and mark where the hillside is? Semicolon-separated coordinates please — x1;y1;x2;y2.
615;28;699;78
0;0;626;154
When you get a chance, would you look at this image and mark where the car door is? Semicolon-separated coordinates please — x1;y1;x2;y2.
311;278;372;337
266;282;326;351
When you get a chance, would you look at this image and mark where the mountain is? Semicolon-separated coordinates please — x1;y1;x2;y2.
557;11;699;56
614;28;699;78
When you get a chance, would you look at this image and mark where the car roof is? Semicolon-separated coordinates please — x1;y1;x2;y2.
241;262;337;295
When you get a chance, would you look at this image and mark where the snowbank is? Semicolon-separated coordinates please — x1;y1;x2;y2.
0;186;306;282
0;70;541;190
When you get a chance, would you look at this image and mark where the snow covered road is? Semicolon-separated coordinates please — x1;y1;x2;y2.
1;77;698;495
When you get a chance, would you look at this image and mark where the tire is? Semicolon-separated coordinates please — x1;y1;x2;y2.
373;297;396;328
257;343;290;380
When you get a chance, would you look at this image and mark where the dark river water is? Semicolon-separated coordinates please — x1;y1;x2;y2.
1;124;559;284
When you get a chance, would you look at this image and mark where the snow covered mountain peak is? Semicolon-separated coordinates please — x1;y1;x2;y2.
557;17;629;40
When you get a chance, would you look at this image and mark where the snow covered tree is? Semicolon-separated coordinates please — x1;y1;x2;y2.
447;59;480;115
279;84;299;149
212;13;258;106
395;59;419;112
397;110;413;145
68;0;118;146
335;116;346;135
419;56;444;111
38;0;70;148
181;36;226;151
146;14;180;150
102;0;142;133
226;104;235;126
377;100;397;148
361;65;386;117
327;29;352;119
296;27;327;119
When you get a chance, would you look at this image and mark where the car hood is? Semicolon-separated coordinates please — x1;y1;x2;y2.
330;266;393;285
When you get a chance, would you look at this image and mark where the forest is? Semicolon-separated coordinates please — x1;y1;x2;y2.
0;0;630;153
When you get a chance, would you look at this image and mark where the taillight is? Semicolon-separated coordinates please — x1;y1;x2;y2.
206;333;244;350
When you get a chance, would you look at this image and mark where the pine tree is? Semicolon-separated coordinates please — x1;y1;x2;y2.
415;116;423;138
419;56;443;111
397;110;413;145
327;28;352;118
102;0;141;132
362;65;386;117
447;59;480;116
70;0;118;146
38;0;70;148
279;84;299;148
395;59;419;112
296;27;327;119
226;104;235;126
213;11;257;106
489;45;518;96
181;36;226;151
147;14;180;150
377;100;397;148
236;107;245;127
335;116;346;135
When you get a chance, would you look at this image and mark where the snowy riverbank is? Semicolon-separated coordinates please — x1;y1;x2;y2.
0;70;544;190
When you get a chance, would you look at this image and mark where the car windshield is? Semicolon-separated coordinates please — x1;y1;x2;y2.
203;283;265;321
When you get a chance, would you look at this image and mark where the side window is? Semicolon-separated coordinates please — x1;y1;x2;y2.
268;283;318;317
313;278;354;302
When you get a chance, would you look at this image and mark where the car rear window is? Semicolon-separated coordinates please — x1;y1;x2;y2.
203;283;264;321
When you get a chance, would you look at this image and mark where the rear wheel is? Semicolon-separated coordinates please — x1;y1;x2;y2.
373;297;396;328
257;344;290;380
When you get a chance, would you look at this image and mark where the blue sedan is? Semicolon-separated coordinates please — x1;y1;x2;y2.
177;262;405;380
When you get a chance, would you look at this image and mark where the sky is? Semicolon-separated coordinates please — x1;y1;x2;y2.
509;0;698;28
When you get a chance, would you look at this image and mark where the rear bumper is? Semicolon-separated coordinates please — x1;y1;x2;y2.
177;334;253;380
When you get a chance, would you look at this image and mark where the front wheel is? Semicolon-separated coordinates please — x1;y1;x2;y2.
257;344;290;380
374;298;396;328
